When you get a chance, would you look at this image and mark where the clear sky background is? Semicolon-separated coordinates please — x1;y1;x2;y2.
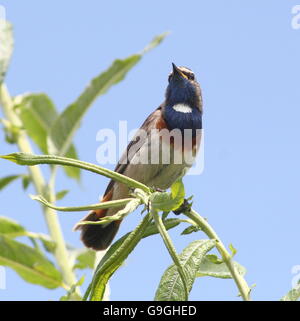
1;0;300;301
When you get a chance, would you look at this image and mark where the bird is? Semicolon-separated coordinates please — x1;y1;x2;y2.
75;63;203;251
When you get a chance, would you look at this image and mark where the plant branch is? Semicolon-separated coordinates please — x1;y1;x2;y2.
1;152;151;194
76;198;141;226
0;83;78;290
184;208;251;301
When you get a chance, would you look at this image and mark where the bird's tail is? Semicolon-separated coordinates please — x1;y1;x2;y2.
74;191;121;251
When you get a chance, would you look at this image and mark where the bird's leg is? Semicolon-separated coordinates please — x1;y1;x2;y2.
173;198;192;215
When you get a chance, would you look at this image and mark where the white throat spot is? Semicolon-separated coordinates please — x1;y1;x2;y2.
172;104;192;114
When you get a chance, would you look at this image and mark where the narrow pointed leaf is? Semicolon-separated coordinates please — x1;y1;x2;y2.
64;145;80;180
33;234;56;253
0;174;20;191
0;216;26;237
155;239;215;301
143;218;181;237
60;276;84;301
73;250;96;270
0;217;56;253
0;118;19;144
229;243;237;257
55;190;69;201
87;213;152;301
15;94;57;154
0;20;13;84
181;225;201;235
83;217;181;300
0;234;63;289
22;174;31;190
47;33;167;157
15;93;80;180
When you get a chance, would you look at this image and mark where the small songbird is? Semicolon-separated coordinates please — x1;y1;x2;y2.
75;63;203;251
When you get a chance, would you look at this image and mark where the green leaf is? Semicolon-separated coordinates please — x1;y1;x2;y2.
143;218;181;238
150;179;185;212
229;243;237;257
47;33;167;157
0;216;26;237
0;216;56;252
64;145;80;180
0;174;21;191
83;217;180;300
171;179;185;203
197;256;246;279
60;276;84;301
0;118;20;144
0;217;55;252
15;94;57;153
154;239;215;301
181;225;201;235
22;174;31;190
73;250;96;270
162;211;170;220
86;213;152;301
14;93;80;180
0;234;63;289
56;190;69;201
0;20;13;84
34;234;56;253
205;254;223;264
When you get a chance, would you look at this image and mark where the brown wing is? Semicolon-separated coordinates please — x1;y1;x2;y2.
103;104;166;195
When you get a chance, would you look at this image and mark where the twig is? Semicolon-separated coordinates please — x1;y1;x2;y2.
151;206;189;300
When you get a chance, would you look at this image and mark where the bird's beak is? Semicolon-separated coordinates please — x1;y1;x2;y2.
172;63;187;81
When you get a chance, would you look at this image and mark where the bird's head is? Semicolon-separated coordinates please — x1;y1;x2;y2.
165;63;202;112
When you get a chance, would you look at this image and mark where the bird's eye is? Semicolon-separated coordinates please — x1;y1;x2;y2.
188;73;195;80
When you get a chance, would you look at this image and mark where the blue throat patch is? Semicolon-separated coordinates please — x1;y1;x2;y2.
163;105;202;136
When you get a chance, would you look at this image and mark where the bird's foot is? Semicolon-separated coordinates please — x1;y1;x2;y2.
173;198;192;215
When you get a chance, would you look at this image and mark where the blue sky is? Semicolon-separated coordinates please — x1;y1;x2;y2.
1;0;300;301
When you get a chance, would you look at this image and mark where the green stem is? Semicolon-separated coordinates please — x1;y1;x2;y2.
0;83;78;290
76;198;141;226
2;153;151;194
151;207;189;300
31;195;135;212
184;208;251;301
